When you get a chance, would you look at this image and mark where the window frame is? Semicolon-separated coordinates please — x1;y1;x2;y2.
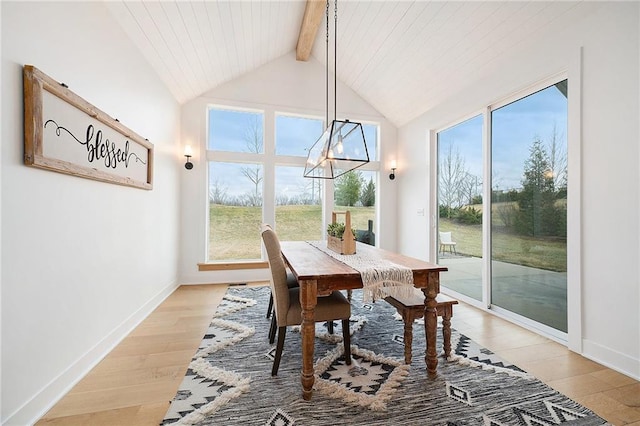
205;105;267;262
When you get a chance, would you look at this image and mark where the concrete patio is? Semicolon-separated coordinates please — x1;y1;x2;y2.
439;254;567;332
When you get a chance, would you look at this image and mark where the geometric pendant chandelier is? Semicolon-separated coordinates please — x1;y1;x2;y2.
304;0;369;179
303;119;369;179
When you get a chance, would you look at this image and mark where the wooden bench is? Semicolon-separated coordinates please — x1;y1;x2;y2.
384;290;458;364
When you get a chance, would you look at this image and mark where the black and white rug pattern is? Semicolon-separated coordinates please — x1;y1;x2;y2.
161;286;608;426
161;291;256;425
314;343;410;411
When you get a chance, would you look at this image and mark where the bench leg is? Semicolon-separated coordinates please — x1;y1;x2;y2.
441;306;453;359
402;312;414;364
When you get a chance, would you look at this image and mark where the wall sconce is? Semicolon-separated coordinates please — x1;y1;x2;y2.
389;160;397;180
184;145;193;170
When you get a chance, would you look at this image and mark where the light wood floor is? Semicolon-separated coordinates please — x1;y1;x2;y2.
37;284;640;425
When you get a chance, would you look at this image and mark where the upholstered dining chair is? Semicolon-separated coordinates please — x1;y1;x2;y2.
262;226;339;339
261;225;352;376
262;224;330;341
266;271;298;316
263;224;299;320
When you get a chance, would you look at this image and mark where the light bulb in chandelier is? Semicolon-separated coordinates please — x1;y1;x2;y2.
336;133;344;154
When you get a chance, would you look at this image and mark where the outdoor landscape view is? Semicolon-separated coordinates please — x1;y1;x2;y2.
438;80;568;332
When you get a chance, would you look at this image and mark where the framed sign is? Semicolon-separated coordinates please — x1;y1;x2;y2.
23;65;153;190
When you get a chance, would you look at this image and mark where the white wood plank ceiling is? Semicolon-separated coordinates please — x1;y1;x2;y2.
107;1;601;127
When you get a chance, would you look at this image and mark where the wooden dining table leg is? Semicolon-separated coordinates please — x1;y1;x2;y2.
422;271;441;378
299;279;317;400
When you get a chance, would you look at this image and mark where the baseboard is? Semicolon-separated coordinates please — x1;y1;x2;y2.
3;280;179;426
180;268;270;285
582;339;640;381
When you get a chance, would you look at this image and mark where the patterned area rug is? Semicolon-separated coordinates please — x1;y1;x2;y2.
161;286;608;425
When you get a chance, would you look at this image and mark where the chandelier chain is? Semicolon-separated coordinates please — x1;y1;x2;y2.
325;0;329;126
334;0;338;122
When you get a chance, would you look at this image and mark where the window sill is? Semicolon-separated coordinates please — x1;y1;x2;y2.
198;261;269;271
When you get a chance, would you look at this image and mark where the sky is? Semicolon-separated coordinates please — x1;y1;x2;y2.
207;82;566;201
208;108;378;199
438;82;568;193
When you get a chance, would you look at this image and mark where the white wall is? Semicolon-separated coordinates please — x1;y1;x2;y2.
0;3;3;421
1;2;181;424
179;52;397;284
397;3;639;379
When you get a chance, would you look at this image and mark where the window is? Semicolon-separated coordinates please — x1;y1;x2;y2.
362;123;378;162
333;170;376;230
275;115;323;157
207;108;265;261
208;108;264;153
333;123;379;243
275;165;322;241
274;114;325;241
207;108;380;261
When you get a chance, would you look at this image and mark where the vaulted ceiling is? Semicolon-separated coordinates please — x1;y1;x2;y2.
107;1;601;127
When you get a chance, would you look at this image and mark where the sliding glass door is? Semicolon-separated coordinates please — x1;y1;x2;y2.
437;115;483;302
437;79;568;335
491;81;568;332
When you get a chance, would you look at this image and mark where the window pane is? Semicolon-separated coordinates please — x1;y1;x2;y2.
491;81;568;332
208;162;263;261
362;123;378;161
274;166;322;241
276;115;323;156
333;170;377;245
437;115;483;301
208;108;264;153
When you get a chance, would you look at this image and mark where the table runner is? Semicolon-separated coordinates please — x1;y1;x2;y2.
307;241;414;303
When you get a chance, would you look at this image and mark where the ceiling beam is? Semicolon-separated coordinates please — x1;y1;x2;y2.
296;0;325;61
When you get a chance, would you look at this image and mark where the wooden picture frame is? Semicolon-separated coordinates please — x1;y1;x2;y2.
23;65;154;190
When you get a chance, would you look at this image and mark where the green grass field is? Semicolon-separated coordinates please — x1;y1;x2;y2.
208;204;566;272
208;204;374;260
439;218;567;272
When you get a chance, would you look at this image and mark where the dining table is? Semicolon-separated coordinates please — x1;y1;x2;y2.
279;240;448;401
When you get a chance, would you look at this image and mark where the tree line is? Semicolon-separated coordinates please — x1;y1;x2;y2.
440;129;567;238
210;169;376;208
